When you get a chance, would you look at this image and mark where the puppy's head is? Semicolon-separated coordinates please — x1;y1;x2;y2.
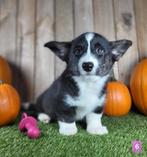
44;32;132;76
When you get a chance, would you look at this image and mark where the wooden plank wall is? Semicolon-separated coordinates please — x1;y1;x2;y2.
55;0;73;78
34;0;54;100
17;0;35;100
0;0;147;102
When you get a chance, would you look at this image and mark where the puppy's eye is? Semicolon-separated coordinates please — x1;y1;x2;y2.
95;44;105;56
74;46;83;55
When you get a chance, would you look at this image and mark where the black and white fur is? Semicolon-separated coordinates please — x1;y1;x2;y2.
24;32;132;135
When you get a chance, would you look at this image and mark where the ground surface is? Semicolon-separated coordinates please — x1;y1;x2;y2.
0;112;147;157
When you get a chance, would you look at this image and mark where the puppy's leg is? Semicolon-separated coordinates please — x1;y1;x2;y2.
58;121;77;136
38;113;51;124
86;112;108;135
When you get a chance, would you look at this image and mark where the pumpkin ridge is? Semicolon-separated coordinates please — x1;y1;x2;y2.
140;63;145;113
110;83;113;116
134;62;143;113
139;62;146;114
0;83;20;126
117;83;122;114
130;59;147;115
5;85;20;121
113;84;117;115
0;85;9;112
0;85;9;124
141;61;147;114
104;82;131;116
4;85;13;117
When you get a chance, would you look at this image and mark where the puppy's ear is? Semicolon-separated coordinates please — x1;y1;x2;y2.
109;40;132;61
44;41;71;62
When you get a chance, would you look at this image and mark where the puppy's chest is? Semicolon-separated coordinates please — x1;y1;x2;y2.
76;81;100;107
65;76;107;120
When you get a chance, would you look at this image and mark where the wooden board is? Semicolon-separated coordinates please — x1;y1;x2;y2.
34;0;54;99
93;0;115;40
55;0;73;78
0;0;23;99
0;0;17;62
0;0;147;100
135;0;147;59
113;0;138;84
93;0;119;79
74;0;94;36
17;0;35;101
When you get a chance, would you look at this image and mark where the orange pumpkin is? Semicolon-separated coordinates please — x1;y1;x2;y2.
0;56;12;84
104;81;131;116
0;82;20;126
130;59;147;115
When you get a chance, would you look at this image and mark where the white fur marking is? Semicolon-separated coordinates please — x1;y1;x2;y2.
58;121;77;136
38;113;50;124
79;33;99;75
85;33;94;47
86;112;108;135
65;75;108;120
112;49;119;55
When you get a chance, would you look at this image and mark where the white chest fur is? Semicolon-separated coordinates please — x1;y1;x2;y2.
64;75;108;120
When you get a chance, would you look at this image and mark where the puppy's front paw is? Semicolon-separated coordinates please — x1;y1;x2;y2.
59;126;77;136
58;121;78;136
87;125;108;135
38;113;50;124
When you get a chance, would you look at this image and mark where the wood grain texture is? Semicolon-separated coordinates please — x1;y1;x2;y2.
17;0;35;100
55;0;73;78
93;0;119;79
34;0;54;99
135;0;147;59
0;0;17;62
74;0;94;36
114;0;138;84
94;0;115;40
0;0;23;100
0;0;146;100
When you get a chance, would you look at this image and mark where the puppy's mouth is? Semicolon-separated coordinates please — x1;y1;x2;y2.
79;71;97;76
78;66;98;76
79;69;110;77
84;72;95;75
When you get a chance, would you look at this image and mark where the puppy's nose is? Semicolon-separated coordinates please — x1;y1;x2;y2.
82;62;94;72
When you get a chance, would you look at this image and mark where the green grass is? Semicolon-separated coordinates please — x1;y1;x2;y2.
0;112;147;157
